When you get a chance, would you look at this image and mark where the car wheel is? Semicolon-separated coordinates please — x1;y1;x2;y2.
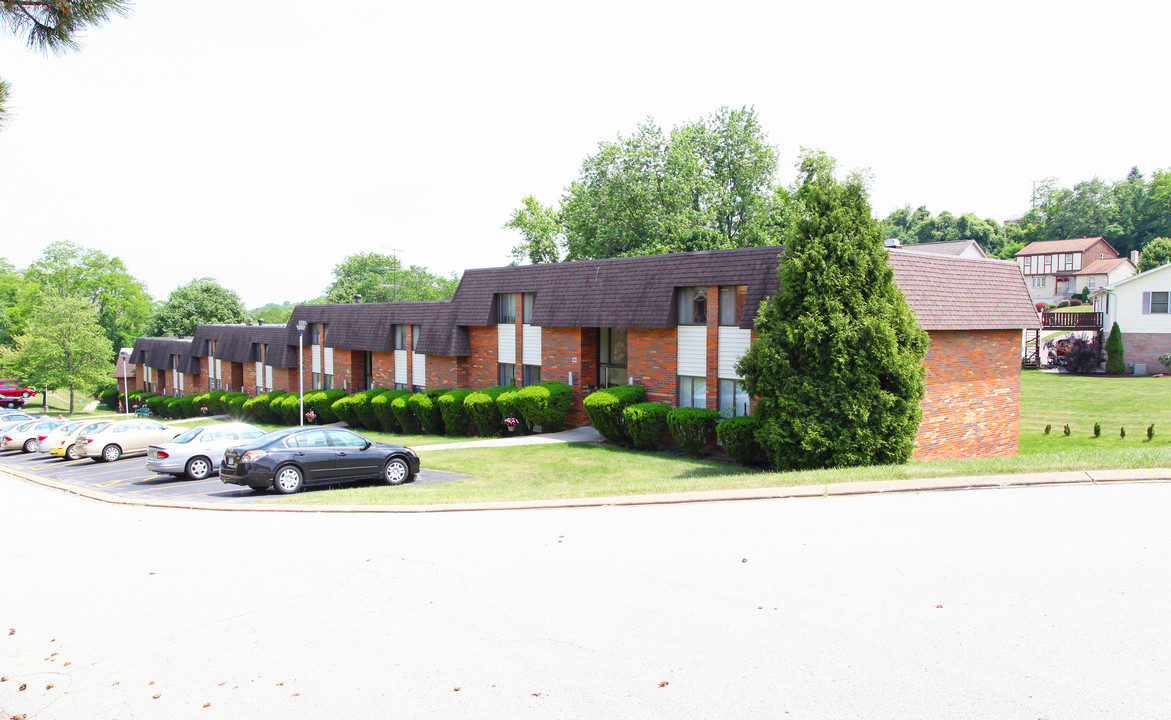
101;444;122;462
21;438;36;453
383;457;411;485
185;456;212;480
272;464;303;494
20;391;29;398
5;401;14;409
65;443;80;461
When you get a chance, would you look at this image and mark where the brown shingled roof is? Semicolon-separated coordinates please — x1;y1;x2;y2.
190;324;296;367
1073;257;1132;276
129;336;201;374
886;250;1040;330
452;246;783;329
287;301;465;355
1016;236;1118;257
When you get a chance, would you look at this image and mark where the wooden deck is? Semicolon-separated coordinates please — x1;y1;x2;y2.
1040;311;1103;330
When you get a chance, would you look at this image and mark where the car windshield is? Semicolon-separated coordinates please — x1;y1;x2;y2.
58;421;83;434
80;421;111;435
171;427;202;444
12;421;35;432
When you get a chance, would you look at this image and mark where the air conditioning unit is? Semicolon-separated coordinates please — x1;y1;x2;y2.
1134;364;1147;376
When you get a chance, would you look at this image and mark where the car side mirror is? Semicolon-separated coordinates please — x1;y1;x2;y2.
364;441;372;450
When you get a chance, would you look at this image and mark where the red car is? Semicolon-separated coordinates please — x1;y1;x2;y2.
0;382;37;408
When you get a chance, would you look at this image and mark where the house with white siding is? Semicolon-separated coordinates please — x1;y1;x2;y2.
1015;237;1136;304
1092;262;1171;373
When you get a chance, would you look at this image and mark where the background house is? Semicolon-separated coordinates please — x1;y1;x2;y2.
1092;262;1171;374
887;238;988;259
1015;237;1136;304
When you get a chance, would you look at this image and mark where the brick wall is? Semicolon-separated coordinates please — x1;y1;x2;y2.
467;326;498;389
222;362;244;394
243;363;258;396
629;328;678;405
543;326;590;426
1113;332;1171;373
372;351;394;389
427;355;459;389
913;329;1021;461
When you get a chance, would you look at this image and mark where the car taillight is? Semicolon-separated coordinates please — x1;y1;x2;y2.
84;438;94;444
156;450;169;459
241;450;268;463
38;435;48;441
2;437;10;442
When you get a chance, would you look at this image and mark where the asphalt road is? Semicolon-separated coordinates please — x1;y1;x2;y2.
2;477;1170;719
0;446;466;503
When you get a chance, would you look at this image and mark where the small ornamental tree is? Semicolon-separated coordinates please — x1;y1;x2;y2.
736;151;929;471
1105;322;1125;375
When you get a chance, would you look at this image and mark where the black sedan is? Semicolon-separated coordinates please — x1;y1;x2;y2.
220;427;420;494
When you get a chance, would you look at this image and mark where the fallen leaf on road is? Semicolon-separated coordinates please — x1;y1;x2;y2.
531;692;541;697
19;683;27;691
742;558;747;563
659;681;669;687
1;676;7;682
46;683;54;690
152;693;161;699
203;703;211;708
8;628;13;635
51;653;58;657
936;604;943;609
453;687;461;692
63;662;71;666
292;693;300;697
148;681;155;686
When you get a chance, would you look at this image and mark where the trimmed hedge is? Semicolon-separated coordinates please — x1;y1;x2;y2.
371;390;411;432
224;392;249;418
515;381;573;432
583;385;647;445
667;407;720;456
331;393;361;426
145;395;171;417
465;386;510;437
390;394;421;433
353;388;389;430
716;416;761;465
408;390;448;435
242;390;286;423
623;402;671;451
496;388;530;433
304;389;347;424
275;394;303;425
98;385;121;411
436;389;475;436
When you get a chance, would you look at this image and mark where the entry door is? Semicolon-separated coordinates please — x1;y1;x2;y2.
599;328;628;387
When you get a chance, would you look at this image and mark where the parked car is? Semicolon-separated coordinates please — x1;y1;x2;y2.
0;412;36;433
0;383;37;400
76;419;184;462
146;422;266;480
50;420;112;460
221;427;419;494
2;419;65;453
38;420;86;454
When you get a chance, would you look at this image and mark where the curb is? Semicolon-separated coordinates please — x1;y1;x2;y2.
3;463;1169;514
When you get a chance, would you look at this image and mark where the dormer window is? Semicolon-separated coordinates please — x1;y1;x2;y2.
677;287;707;325
497;294;516;323
523;293;536;322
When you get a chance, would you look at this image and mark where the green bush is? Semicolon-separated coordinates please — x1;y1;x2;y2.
331;393;361;426
242;390;286;423
496;388;531;433
352;388;389;430
146;395;171;417
515;382;573;432
1106;322;1125;375
465;386;510;437
172;394;198;419
206;390;228;415
304;389;347;424
224;392;249;418
408;390;448;435
432;389;470;436
275;394;303;425
717;416;761;465
371;390;411;432
667;407;721;456
191;393;212;415
582;385;647;444
1057;300;1071;308
98;385;121;410
390;394;421;433
623;402;671;451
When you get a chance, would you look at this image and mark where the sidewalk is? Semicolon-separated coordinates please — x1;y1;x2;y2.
412;425;604;452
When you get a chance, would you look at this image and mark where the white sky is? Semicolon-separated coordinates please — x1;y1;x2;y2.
1;0;1168;309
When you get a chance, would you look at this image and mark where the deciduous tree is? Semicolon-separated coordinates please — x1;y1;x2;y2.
0;295;113;413
1137;237;1171;273
737;150;928;471
323;252;457;303
146;278;250;337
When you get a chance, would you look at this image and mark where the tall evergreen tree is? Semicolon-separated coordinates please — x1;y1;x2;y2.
1105;322;1125;375
737;151;929;471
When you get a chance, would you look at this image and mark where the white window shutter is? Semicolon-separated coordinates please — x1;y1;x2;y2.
1143;291;1151;314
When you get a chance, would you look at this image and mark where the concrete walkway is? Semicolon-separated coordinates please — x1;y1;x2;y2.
413;424;604;452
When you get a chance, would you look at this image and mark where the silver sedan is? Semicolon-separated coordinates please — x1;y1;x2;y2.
2;419;65;453
146;422;267;480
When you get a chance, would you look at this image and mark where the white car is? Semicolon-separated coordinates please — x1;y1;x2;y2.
77;419;184;462
38;420;86;453
146;422;267;480
2;419;65;453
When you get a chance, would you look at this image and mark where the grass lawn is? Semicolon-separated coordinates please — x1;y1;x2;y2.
255;369;1171;507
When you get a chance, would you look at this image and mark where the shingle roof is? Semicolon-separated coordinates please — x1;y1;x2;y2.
286;301;464;355
190;324;295;367
129;337;201;373
1016;237;1117;257
1073;257;1132;276
452;246;783;329
893;239;987;258
886;250;1041;330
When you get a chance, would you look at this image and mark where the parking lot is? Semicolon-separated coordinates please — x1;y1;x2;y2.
0;443;465;504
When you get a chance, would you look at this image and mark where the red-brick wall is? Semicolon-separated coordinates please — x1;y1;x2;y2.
1113;332;1171;373
243;363;258;396
427;355;459;389
543;326;590;426
912;329;1021;461
467;326;499;389
372;351;394;389
629;328;678;405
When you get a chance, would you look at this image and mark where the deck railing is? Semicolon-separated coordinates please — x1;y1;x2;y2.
1040;311;1103;330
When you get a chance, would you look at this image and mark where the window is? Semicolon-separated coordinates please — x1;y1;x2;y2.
1087;278;1096;289
523;292;536;322
497;293;516;323
312;372;322;390
253;344;265;363
719;286;738;326
1032;276;1046;288
327;430;367;448
290;430;329;448
1063;253;1074;270
1022;256;1033;274
599;328;627;388
412;324;421;352
523;364;541;386
1044;255;1053;272
394;383;409;391
309;323;325;344
677;287;708;325
323;374;333;390
678;376;706;408
719;379;750;417
1151;291;1169;314
393;324;407;350
498;362;516;386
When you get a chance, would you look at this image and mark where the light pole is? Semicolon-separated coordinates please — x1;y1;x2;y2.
120;349;131;419
297;320;307;427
